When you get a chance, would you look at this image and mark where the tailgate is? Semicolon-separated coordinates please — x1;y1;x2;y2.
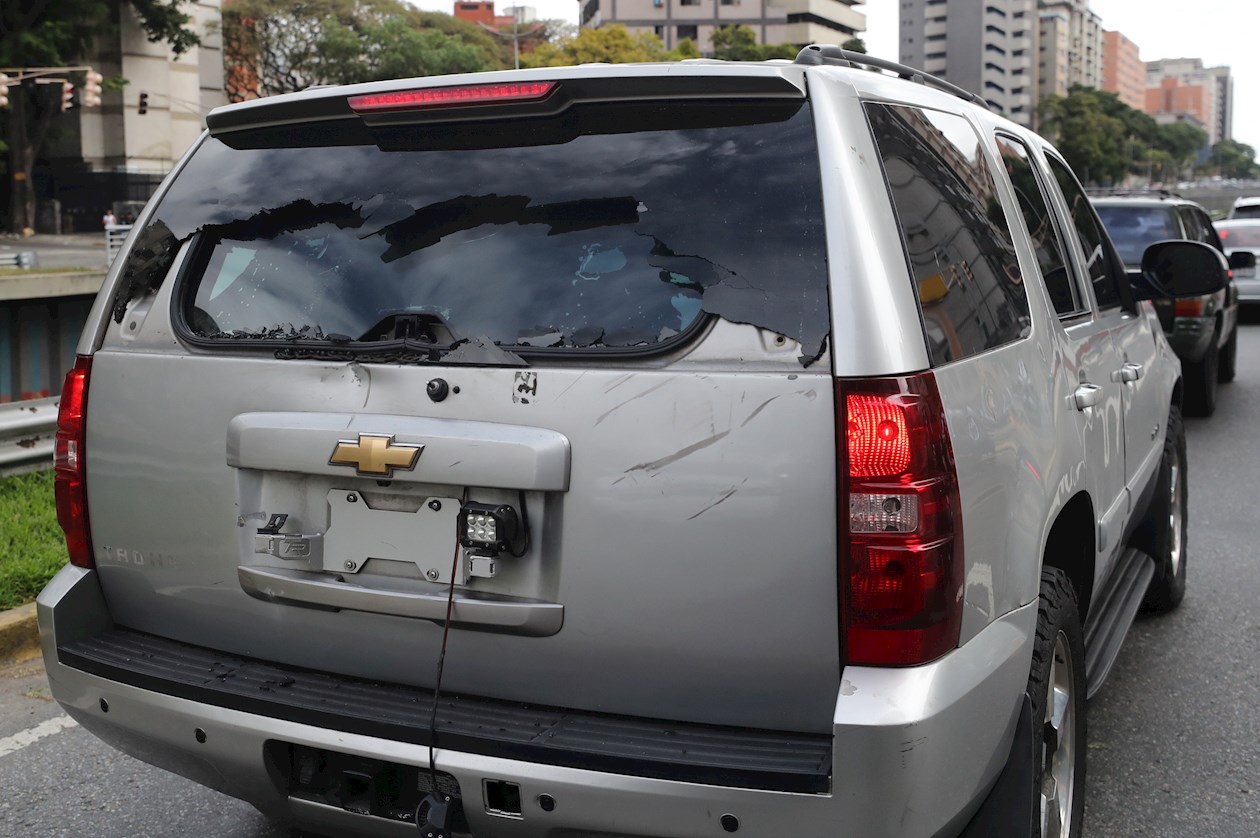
82;75;841;732
86;352;839;730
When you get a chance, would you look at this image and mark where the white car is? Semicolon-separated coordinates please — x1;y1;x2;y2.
1215;218;1260;304
1227;195;1260;219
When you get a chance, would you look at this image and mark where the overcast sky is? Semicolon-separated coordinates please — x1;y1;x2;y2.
409;0;1258;153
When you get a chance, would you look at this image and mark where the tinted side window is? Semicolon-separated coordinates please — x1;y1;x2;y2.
867;104;1031;364
995;135;1080;316
1045;155;1124;309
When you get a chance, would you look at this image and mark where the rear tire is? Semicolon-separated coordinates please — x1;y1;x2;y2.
1136;406;1188;612
1183;335;1219;417
1028;568;1086;838
1218;325;1237;383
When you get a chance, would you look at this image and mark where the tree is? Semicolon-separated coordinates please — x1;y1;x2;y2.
221;0;502;100
1206;140;1260;180
1038;89;1128;185
1151;121;1207;178
522;24;675;67
0;0;200;232
841;37;866;54
709;24;798;61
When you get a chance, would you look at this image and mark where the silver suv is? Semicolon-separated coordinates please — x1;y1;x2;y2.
38;46;1226;838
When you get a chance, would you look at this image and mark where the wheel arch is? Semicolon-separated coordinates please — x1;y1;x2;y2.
1042;491;1096;623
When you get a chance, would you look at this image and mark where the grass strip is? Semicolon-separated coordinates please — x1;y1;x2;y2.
0;470;66;610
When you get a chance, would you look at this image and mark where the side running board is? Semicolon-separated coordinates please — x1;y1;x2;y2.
1082;547;1155;698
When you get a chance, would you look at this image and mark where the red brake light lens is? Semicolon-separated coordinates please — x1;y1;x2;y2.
838;373;963;666
1173;298;1206;317
55;355;93;568
348;82;556;112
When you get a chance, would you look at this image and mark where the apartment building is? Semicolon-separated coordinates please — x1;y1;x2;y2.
899;0;1036;125
587;0;864;53
1037;6;1070;101
1146;57;1232;146
1040;0;1101;89
1102;29;1144;110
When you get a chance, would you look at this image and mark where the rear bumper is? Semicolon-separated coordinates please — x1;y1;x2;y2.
1165;314;1216;362
39;566;1036;838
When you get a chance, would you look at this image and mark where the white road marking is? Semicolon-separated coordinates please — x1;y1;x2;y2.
0;715;79;758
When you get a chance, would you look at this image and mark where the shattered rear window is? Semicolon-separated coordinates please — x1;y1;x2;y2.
133;99;829;362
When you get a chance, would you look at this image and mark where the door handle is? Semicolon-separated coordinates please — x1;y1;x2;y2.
1073;383;1101;410
1111;362;1144;383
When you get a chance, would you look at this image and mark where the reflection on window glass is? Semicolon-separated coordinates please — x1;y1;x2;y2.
867;103;1030;364
153;102;830;357
1046;156;1123;309
997;135;1079;315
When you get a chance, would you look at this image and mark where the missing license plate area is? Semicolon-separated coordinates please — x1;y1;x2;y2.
323;490;462;583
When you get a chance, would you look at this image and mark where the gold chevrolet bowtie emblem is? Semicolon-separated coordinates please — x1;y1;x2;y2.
329;433;423;477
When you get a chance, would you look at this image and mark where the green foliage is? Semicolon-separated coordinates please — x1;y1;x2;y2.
0;471;65;610
522;24;674;67
222;0;502;97
1207;140;1260;180
841;37;866;54
1038;85;1221;186
709;25;797;60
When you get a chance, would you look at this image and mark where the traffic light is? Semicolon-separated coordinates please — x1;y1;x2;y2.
0;73;10;108
60;80;75;112
82;70;103;107
138;91;148;115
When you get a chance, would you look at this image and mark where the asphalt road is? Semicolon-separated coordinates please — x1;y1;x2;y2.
3;321;1260;837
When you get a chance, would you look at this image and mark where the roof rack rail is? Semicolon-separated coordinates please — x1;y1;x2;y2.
1086;187;1184;200
794;44;991;111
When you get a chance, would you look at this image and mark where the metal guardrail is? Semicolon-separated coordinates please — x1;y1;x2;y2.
105;224;133;266
0;397;58;477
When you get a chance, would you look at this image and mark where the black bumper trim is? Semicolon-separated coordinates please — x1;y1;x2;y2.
59;628;832;794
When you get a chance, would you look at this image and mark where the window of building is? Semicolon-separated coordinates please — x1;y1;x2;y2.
677;23;699;38
866;104;1031;365
926;52;946;61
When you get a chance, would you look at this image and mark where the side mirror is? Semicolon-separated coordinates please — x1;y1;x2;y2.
1137;240;1228;299
1228;250;1257;270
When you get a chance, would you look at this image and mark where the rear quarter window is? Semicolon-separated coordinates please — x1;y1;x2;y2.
866;103;1031;365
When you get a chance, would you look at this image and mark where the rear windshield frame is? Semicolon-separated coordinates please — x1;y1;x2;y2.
149;97;831;365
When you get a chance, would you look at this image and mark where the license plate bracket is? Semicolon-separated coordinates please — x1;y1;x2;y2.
323;490;463;583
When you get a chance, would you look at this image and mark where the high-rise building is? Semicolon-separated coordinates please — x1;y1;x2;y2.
1037;7;1071;102
41;0;225;231
899;0;1037;125
586;0;864;53
1039;0;1102;90
1146;58;1232;146
1102;30;1144;110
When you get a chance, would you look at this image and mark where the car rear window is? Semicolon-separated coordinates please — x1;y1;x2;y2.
1094;204;1180;266
1231;202;1260;220
1217;224;1260;247
130;99;830;363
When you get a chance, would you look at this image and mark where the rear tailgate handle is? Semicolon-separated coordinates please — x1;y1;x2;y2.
1073;383;1101;411
238;565;563;636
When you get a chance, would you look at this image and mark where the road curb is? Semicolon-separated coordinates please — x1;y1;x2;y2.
0;603;40;663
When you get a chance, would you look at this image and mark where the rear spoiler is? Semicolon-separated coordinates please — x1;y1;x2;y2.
205;69;808;137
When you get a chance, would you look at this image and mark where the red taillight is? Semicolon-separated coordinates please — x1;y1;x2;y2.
1173;298;1206;317
348;82;556;112
55;355;93;568
837;373;963;666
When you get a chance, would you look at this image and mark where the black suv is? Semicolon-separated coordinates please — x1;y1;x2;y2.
1093;193;1239;416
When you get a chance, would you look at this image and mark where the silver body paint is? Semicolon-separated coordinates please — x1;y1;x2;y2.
40;59;1181;837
